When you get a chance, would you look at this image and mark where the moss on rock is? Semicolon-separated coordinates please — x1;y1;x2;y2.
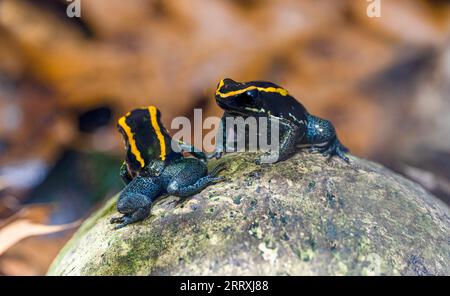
47;152;450;275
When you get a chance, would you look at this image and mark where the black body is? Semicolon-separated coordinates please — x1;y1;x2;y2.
211;78;349;163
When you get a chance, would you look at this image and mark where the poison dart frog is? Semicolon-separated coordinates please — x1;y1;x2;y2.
209;78;349;163
111;106;225;229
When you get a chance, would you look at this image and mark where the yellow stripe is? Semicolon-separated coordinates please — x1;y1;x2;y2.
216;79;288;98
148;106;166;161
216;79;225;94
118;115;145;168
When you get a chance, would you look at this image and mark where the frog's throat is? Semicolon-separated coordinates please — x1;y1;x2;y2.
148;106;166;161
118;116;145;168
215;79;289;98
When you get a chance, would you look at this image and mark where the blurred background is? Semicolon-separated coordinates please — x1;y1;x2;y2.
0;0;449;275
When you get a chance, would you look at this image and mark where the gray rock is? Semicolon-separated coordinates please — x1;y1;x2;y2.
47;152;450;275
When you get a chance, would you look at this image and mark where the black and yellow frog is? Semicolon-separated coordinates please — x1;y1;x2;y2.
209;78;349;163
111;106;225;229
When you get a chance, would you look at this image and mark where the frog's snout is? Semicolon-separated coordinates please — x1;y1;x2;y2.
221;78;236;86
217;78;237;94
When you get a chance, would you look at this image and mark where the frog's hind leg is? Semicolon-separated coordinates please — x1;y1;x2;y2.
111;193;152;229
167;175;224;198
113;208;150;229
304;114;350;162
208;161;227;177
111;176;161;229
320;138;350;162
166;162;226;198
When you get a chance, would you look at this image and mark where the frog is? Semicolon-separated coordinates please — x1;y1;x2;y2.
209;78;349;164
111;106;225;229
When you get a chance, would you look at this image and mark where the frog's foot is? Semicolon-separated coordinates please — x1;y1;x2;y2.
320;138;350;162
190;151;207;161
110;215;126;224
111;207;151;229
167;174;225;198
113;217;133;229
209;161;227;177
177;141;207;161
113;191;152;229
207;150;223;160
207;175;226;184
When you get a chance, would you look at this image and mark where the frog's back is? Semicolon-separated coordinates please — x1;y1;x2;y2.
260;90;308;125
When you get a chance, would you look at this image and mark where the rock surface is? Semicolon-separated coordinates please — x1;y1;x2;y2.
47;152;450;276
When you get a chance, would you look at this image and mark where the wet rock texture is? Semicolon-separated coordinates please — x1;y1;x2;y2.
48;153;450;275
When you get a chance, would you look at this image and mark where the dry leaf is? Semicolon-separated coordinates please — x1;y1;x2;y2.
0;219;80;255
0;235;72;276
0;204;53;228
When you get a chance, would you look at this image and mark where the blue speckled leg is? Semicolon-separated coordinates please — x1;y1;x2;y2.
166;162;226;198
208;115;227;159
111;176;162;229
304;114;350;162
120;162;133;185
111;202;150;229
167;176;223;197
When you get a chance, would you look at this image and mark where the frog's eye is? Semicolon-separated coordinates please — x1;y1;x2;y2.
246;88;259;99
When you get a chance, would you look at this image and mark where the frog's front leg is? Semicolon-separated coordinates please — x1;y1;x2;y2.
176;140;206;161
257;119;304;164
208;115;227;159
166;162;226;198
120;162;133;185
111;176;162;229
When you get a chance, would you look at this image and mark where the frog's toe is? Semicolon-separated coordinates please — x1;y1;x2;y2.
113;207;150;229
207;151;223;160
317;138;349;162
210;162;227;176
208;176;225;184
110;216;126;224
307;148;320;154
306;145;323;154
111;216;132;229
114;221;130;229
338;143;350;153
321;143;337;158
335;147;350;163
321;150;331;157
323;143;350;163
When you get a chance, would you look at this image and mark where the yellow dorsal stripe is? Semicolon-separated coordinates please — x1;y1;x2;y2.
118;116;145;168
148;106;166;161
216;80;288;98
216;79;225;94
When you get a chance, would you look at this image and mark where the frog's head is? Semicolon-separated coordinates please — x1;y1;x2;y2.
117;106;170;171
214;78;290;116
